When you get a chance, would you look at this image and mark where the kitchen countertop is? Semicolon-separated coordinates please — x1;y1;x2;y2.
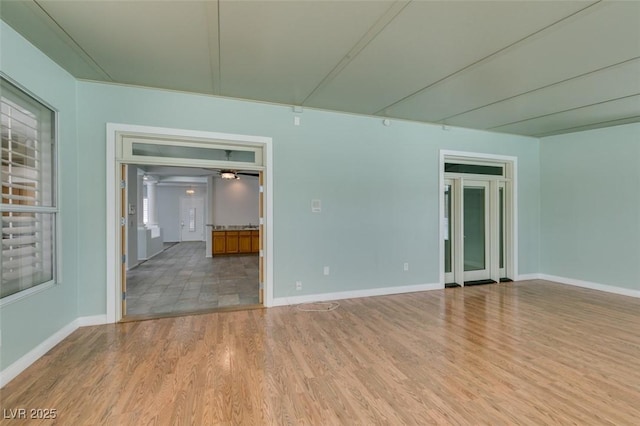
207;225;259;230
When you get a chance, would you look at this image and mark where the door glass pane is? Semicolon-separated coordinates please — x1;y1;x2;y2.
444;185;452;273
464;187;485;271
445;163;503;176
188;208;196;231
499;188;504;270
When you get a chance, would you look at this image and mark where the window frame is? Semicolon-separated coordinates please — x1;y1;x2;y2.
1;74;59;306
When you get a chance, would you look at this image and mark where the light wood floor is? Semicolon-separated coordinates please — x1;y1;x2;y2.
2;280;639;425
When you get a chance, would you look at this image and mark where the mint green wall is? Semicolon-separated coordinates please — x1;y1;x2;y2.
0;22;79;369
540;124;640;290
76;81;540;310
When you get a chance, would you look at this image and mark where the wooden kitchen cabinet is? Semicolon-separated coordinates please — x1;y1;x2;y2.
251;230;260;252
225;231;239;253
212;231;226;255
239;231;252;253
212;230;260;255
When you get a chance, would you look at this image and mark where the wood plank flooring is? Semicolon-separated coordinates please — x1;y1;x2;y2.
2;280;639;425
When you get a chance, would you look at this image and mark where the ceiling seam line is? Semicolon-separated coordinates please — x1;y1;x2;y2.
300;0;412;106
437;56;640;123
531;115;640;137
32;0;114;81
204;2;219;94
217;0;222;95
374;0;604;115
488;93;640;130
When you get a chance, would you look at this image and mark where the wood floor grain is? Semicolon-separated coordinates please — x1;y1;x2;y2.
2;280;639;425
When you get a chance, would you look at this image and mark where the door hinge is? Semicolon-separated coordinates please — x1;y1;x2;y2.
122;254;126;264
122;291;126;301
120;180;126;189
259;282;264;289
259;185;264;193
120;217;126;226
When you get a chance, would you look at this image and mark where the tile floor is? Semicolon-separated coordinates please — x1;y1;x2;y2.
125;241;259;316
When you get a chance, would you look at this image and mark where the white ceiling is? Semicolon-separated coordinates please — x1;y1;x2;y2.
2;0;639;137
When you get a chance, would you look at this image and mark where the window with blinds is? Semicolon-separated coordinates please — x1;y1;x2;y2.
1;77;56;300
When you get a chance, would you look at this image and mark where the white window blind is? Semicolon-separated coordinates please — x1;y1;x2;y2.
1;77;56;300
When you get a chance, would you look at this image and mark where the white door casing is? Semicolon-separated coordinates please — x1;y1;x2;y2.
440;150;517;287
107;123;273;323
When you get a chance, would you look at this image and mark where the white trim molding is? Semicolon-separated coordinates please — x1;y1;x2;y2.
0;315;109;388
515;273;541;281
539;274;640;298
271;283;443;307
76;315;109;327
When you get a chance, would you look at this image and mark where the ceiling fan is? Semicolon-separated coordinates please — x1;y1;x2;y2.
219;170;259;179
194;167;258;179
218;150;259;179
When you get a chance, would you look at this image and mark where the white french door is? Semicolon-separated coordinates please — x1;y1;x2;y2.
462;180;491;281
444;178;508;285
444;181;454;284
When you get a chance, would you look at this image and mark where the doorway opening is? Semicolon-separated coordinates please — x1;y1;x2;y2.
120;164;262;319
107;124;272;323
440;151;517;287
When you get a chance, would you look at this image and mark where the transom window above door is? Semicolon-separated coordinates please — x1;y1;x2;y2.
119;135;263;169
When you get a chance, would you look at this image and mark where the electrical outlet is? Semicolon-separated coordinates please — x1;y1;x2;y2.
296;281;302;290
323;266;330;276
404;262;409;271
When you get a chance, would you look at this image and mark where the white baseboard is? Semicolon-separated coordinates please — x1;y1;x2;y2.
271;282;443;307
539;274;640;298
0;319;76;388
126;261;140;271
76;314;109;327
142;248;164;262
0;315;109;388
515;273;541;281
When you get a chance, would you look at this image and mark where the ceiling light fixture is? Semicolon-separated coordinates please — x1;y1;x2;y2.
220;170;238;180
186;189;195;195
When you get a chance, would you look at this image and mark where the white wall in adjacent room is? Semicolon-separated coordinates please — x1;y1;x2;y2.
212;176;260;226
157;185;207;242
